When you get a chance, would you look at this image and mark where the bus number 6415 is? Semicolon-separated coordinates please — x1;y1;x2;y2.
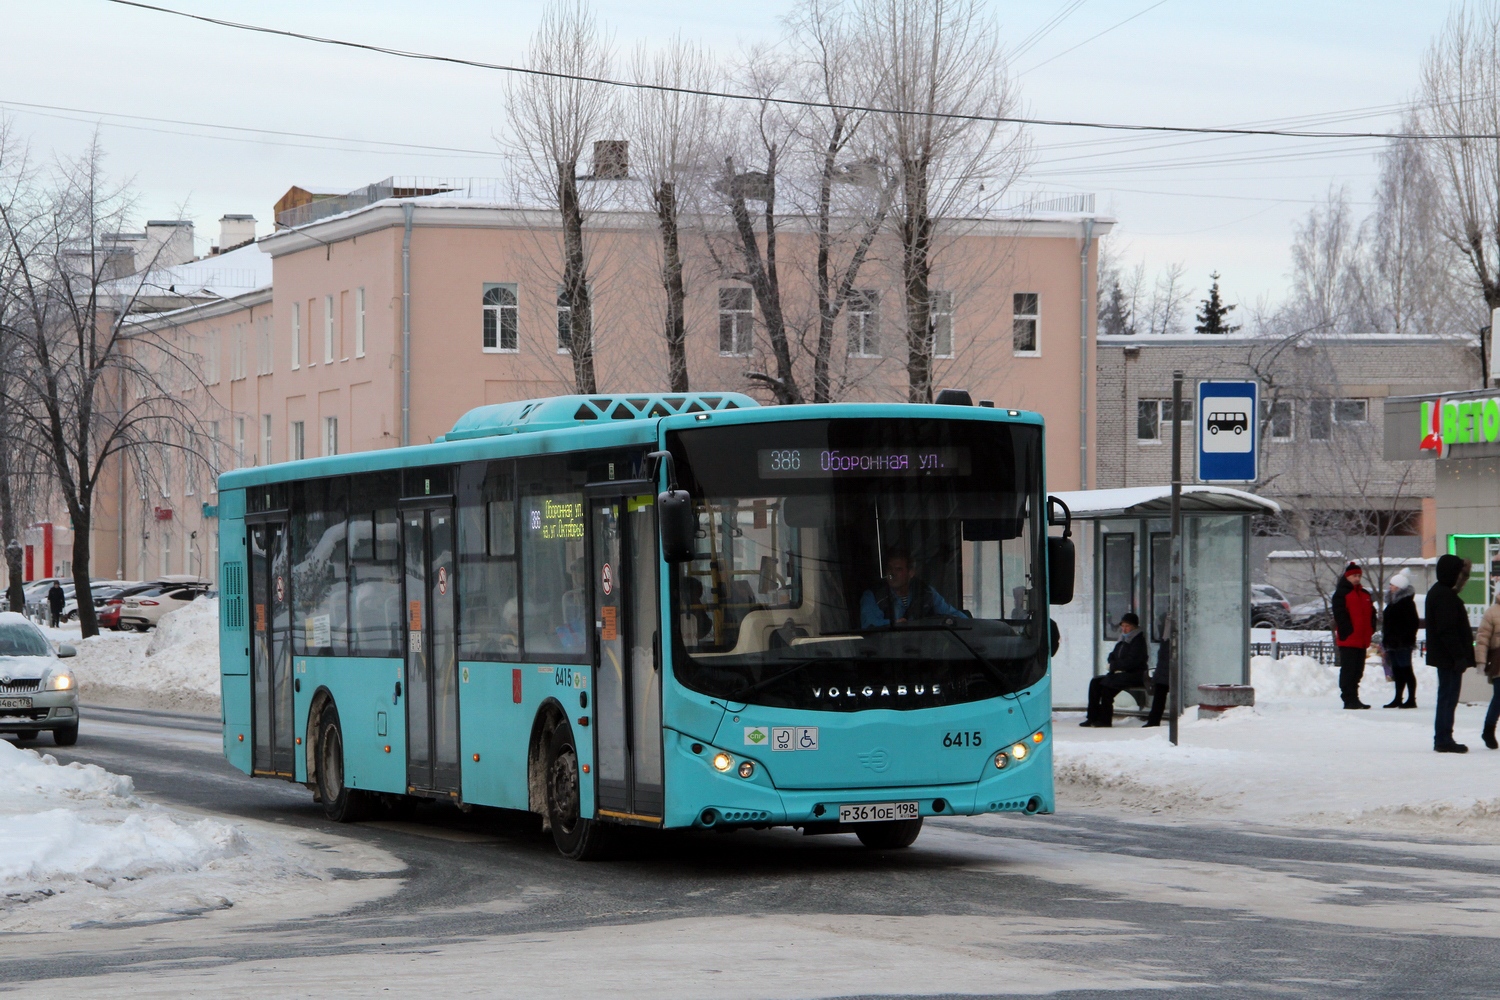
943;731;982;748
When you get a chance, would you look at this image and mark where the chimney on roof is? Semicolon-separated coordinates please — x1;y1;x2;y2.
217;214;257;254
592;140;628;180
142;220;195;269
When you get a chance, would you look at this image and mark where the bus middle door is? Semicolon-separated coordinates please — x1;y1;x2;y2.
588;489;663;825
402;501;461;797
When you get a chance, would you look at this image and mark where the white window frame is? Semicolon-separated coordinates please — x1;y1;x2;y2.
1268;399;1294;442
1334;397;1368;425
207;421;220;491
235;417;246;468
1137;399;1193;445
847;289;881;358
931;290;955;359
355;286;366;357
323;416;338;457
483;283;519;353
291;301;301;370
160;531;172;578
289;421;305;462
262;414;273;465
206;331;221;385
1012;292;1040;356
718;287;754;357
324;294;335;364
230;323;247;381
256;315;273;375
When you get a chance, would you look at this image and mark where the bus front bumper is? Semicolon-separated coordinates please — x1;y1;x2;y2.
661;729;1054;829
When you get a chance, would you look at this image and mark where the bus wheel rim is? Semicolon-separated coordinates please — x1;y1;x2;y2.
549;748;580;834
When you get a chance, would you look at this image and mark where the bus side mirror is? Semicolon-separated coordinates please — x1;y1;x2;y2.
658;490;695;563
1048;536;1075;606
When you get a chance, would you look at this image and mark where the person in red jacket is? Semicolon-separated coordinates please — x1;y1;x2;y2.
1332;561;1376;709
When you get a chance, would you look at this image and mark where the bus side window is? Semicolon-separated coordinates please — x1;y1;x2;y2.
457;460;519;658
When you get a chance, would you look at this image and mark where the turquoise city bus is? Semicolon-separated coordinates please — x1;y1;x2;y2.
216;392;1073;858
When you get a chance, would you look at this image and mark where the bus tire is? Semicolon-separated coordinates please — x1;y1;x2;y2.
316;703;370;823
855;818;923;849
544;718;612;860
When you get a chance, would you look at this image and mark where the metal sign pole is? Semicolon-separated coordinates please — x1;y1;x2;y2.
1169;371;1184;747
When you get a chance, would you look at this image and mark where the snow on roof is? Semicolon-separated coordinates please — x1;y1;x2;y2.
103;239;272;303
1266;550;1345;560
1051;485;1279;519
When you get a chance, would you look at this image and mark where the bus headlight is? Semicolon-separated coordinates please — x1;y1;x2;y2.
712;752;734;772
1011;742;1028;761
738;760;755;779
48;673;73;691
993;751;1008;769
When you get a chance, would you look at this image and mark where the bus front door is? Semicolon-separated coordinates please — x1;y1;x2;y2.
248;520;294;778
589;493;663;824
403;504;461;796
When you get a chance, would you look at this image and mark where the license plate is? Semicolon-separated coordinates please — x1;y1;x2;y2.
0;697;32;710
839;801;919;824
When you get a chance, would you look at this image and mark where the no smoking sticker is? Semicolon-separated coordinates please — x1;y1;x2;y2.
601;562;613;595
437;566;448;596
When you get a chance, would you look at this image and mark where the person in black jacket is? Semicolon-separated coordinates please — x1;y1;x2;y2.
1380;573;1419;709
1082;612;1148;727
1425;554;1474;753
46;581;65;628
1144;615;1172;727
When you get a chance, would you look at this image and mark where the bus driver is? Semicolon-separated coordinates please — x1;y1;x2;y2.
860;546;964;627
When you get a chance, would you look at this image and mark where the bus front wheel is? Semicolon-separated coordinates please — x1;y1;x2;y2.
855;818;923;849
317;703;371;823
544;718;613;860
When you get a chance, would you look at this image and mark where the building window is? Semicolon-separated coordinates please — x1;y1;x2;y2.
159;435;171;498
1267;399;1294;441
262;414;273;465
1308;397;1366;441
290;421;305;462
291;302;301;370
931;291;955;358
556;287;572;354
160;531;172;578
231;323;247;381
235;417;246;468
1013;293;1039;355
206;331;221;385
1334;398;1368;424
847;289;880;357
207;420;220;484
324;295;335;364
355;287;366;357
483;283;519;353
718;287;753;356
256;315;273;375
1136;399;1193;443
323;416;339;457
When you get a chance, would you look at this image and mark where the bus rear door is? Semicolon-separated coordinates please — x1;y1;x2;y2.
588;488;663;824
248;518;294;778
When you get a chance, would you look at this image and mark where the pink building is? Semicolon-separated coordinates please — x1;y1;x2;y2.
98;183;1112;582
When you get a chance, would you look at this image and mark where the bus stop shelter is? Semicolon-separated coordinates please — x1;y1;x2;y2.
1047;486;1280;712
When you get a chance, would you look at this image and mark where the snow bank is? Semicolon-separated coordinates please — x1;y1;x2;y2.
0;739;246;913
1056;656;1500;834
52;599;220;713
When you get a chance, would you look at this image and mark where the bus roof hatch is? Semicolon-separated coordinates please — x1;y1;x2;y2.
440;392;761;442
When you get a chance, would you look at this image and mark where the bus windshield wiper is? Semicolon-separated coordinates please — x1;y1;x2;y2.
730;658;819;701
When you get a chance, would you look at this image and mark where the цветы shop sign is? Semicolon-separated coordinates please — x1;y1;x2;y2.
1419;395;1500;456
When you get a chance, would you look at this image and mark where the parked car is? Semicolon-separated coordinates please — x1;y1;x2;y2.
0;611;79;745
118;583;209;631
1251;584;1293;627
1287;594;1335;631
97;582;160;632
19;578;59;617
59;580;136;622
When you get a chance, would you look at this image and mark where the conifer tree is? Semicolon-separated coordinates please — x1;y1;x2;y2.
1099;278;1134;336
1194;271;1241;334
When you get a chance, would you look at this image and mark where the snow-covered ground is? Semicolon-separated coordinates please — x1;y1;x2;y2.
0;735;399;933
41;599;220;714
1057;654;1500;835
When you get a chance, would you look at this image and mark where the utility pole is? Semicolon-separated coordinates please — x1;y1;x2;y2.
1169;370;1184;747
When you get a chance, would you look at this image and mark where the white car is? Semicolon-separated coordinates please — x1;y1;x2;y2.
118;583;208;631
0;612;78;745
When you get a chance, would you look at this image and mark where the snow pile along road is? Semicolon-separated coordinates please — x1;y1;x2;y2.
1055;655;1500;833
57;598;220;713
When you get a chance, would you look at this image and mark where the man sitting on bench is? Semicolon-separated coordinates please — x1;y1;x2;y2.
1081;612;1148;727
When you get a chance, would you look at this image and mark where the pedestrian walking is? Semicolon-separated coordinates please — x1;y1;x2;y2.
1381;572;1420;709
46;581;65;629
1081;612;1148;728
1474;580;1500;751
1425;554;1474;754
1143;616;1172;728
1332;562;1376;709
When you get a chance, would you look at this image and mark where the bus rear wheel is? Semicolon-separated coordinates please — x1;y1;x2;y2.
855;818;923;849
544;719;613;860
317;703;371;823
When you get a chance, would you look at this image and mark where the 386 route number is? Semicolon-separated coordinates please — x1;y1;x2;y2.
942;730;982;748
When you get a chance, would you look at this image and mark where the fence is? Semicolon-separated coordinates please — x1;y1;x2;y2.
1251;640;1428;665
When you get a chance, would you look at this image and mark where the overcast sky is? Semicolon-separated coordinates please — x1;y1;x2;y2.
0;0;1454;317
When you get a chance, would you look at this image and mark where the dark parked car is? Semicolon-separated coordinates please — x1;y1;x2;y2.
1251;584;1293;627
1287;594;1335;631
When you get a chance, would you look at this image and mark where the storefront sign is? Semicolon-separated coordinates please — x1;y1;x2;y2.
1418;395;1500;457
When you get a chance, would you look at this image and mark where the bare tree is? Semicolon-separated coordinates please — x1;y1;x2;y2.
856;0;1028;402
1143;262;1192;336
1415;2;1500;383
506;0;616;394
1285;186;1370;335
628;36;719;393
0;137;205;636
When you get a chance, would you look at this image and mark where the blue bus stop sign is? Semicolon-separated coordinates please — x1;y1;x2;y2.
1196;380;1258;483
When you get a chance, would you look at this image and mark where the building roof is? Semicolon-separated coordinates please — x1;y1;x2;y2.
1051;485;1279;519
103;239;272;304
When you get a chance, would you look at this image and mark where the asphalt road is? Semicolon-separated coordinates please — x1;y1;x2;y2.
7;707;1500;998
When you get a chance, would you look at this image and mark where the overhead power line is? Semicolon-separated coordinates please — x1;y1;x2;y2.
105;0;1496;142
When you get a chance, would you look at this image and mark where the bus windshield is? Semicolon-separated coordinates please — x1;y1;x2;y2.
667;417;1044;712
